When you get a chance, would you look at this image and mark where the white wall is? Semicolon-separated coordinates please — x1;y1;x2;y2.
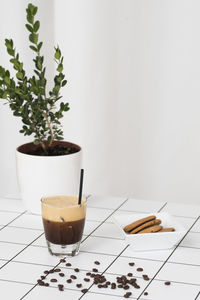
0;0;200;205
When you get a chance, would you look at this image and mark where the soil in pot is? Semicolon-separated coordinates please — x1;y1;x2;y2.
17;141;81;156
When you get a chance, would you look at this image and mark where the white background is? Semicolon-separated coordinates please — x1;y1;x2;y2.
0;0;200;205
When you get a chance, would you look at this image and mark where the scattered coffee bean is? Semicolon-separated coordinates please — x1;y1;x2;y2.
37;280;45;286
74;268;79;272
124;292;132;298
60;258;66;263
111;283;116;289
81;289;88;294
58;284;64;291
106;281;111;285
66;263;71;267
59;273;65;277
44;283;49;287
129;262;135;266
86;272;91;276
124;285;130;290
92;268;98;272
118;284;123;288
50;278;57;282
76;284;82;288
70;275;77;280
40;276;45;280
94;261;100;265
44;270;49;274
165;281;171;286
143;275;150;281
98;284;103;288
49;269;54;273
84;278;90;282
144;292;148;296
127;273;133;277
67;279;72;283
54;268;61;272
90;273;95;278
137;268;143;272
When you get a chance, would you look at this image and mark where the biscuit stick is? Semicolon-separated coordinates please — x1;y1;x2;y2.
123;215;156;233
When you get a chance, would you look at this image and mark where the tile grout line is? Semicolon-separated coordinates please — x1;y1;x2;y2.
195;291;200;300
137;215;200;300
79;244;129;300
157;202;167;212
0;211;27;233
81;197;129;244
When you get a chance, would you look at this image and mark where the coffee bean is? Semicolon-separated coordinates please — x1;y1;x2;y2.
137;268;143;272
118;284;123;288
124;285;130;290
58;284;64;291
165;281;171;286
54;268;61;272
86;272;91;276
142;275;150;281
66;263;71;267
74;268;79;272
127;273;133;277
44;270;49;274
106;281;111;285
111;283;116;289
44;283;49;287
49;269;54;273
90;273;95;278
84;278;90;282
59;273;65;277
67;279;72;283
98;284;103;288
81;289;88;294
60;258;66;263
129;262;135;266
50;278;57;282
40;276;45;280
92;268;98;272
94;261;100;265
76;284;82;288
124;292;132;298
37;280;45;286
144;292;148;296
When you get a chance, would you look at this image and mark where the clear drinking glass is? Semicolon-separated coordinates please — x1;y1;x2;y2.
41;195;86;256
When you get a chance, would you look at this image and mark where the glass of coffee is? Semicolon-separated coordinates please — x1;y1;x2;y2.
41;195;86;256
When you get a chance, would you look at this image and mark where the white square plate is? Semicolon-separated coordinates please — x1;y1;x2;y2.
112;213;187;251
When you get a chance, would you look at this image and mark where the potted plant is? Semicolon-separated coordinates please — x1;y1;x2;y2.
0;3;82;214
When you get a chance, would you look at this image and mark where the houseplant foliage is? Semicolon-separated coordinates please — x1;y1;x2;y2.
0;3;71;155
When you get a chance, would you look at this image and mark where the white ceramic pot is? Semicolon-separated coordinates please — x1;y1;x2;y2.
16;141;82;214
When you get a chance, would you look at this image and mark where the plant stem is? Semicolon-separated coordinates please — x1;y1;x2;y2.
43;111;54;147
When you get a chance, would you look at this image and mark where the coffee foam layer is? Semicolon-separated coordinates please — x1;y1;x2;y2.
41;196;86;222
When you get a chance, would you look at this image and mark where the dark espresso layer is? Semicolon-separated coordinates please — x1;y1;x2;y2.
43;218;85;245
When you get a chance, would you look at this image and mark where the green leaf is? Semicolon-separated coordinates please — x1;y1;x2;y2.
62;80;67;87
33;20;40;32
29;33;38;44
5;39;13;49
37;42;43;51
25;24;33;33
4;77;10;85
57;64;63;73
54;47;61;60
16;72;23;80
7;48;15;56
29;45;38;52
27;13;34;24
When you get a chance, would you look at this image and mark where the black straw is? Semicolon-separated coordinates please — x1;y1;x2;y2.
78;169;84;205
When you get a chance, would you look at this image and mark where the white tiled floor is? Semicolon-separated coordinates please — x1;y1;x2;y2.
0;195;198;300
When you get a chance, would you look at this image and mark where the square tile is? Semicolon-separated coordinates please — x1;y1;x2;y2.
155;262;200;285
87;195;127;210
92;222;124;240
81;236;127;256
139;280;200;300
106;256;163;279
180;232;200;248
0;197;25;213
0;211;21;226
0;227;42;245
106;210;138;223
119;199;165;213
0;242;25;260
162;203;200;218
22;285;82;300
32;235;46;248
83;293;132;300
0;280;32;299
84;220;101;236
13;245;60;267
121;246;172;262
0;261;49;284
169;246;200;266
86;208;113;222
172;216;196;231
11;213;43;230
0;259;8;268
90;273;148;298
